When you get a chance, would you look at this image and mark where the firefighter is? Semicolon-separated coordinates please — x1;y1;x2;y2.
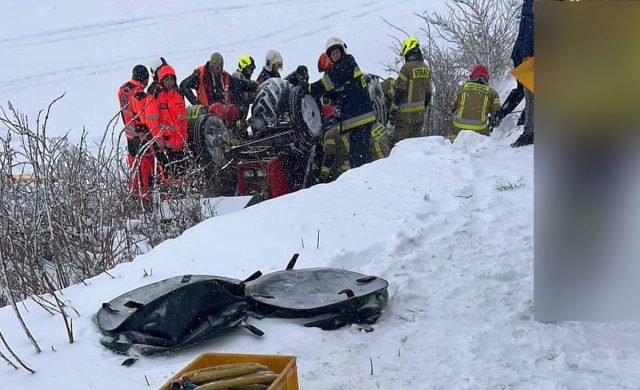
319;104;350;183
284;65;309;87
391;36;432;144
451;65;501;139
180;52;232;106
146;65;189;180
117;64;154;201
257;50;283;84
231;55;259;121
309;37;376;168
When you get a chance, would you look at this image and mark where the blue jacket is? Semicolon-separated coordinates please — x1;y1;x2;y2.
511;0;534;66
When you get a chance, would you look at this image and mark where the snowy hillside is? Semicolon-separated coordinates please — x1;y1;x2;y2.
2;129;638;389
0;0;439;141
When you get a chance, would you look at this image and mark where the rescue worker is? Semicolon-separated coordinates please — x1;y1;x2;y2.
319;104;350;183
309;37;376;168
509;0;534;147
146;65;189;180
391;36;432;144
180;52;232;106
284;65;309;87
231;55;259;121
451;65;501;139
117;64;154;201
257;50;283;84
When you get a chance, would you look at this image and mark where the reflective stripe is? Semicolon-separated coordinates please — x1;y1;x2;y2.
341;112;376;132
342;136;350;150
371;125;386;140
145;114;160;120
340;163;350;172
454;117;486;126
480;95;489;122
399;101;425;113
398;73;408;82
324;139;336;147
373;141;383;159
453;117;488;131
458;91;467;118
124;127;141;137
122;109;134;117
354;66;362;78
408;80;414;103
321;74;335;91
178;115;187;121
320;166;331;175
463;83;490;94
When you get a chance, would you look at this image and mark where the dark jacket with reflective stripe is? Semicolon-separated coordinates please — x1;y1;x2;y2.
310;54;373;126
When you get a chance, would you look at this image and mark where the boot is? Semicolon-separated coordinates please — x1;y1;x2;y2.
511;131;534;148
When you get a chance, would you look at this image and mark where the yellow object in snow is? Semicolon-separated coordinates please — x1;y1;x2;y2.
511;57;534;93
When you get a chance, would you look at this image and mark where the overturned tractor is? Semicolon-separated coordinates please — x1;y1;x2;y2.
187;73;389;202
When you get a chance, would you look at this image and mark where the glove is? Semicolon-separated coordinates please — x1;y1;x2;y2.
489;115;501;130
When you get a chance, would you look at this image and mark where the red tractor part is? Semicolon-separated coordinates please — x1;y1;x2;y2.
236;157;290;199
208;103;240;128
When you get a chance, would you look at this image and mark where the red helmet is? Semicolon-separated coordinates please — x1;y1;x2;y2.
322;104;337;118
208;103;240;127
470;65;489;82
317;53;333;73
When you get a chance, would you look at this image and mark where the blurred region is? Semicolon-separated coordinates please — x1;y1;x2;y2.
536;1;640;320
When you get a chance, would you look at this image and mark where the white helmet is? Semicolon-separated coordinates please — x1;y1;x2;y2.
265;50;283;72
150;57;167;75
325;37;346;54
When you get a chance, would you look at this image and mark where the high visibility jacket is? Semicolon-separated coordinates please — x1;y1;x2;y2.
452;81;500;132
310;54;375;132
146;67;188;151
395;60;432;121
180;63;232;106
118;79;149;140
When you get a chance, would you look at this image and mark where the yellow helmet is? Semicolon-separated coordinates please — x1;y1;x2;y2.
400;36;420;57
238;55;256;71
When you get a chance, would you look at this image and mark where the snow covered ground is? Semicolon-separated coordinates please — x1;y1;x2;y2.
1;0;637;389
1;127;637;389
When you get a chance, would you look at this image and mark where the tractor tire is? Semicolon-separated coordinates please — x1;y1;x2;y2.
251;78;291;136
190;113;231;169
288;85;323;147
